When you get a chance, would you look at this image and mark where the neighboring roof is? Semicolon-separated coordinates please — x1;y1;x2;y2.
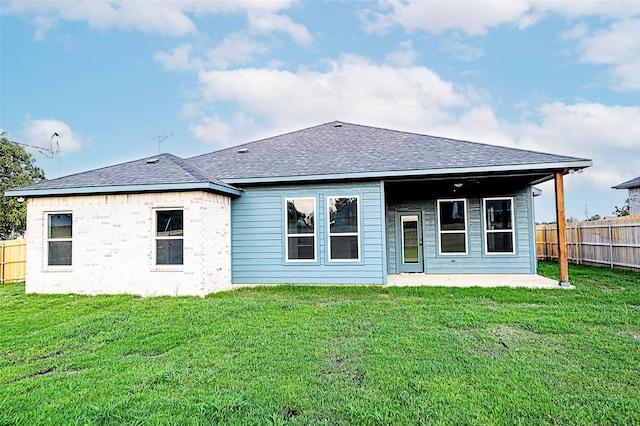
6;153;242;197
7;121;592;197
190;121;591;184
613;176;640;190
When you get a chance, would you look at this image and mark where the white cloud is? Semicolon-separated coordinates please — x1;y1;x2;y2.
438;34;484;62
155;35;270;72
206;34;270;69
532;1;640;20
573;18;640;91
560;23;589;40
189;112;260;147
385;40;419;66
363;0;532;36
20;118;88;155
363;0;640;36
362;1;640;91
190;54;469;145
6;0;299;39
154;43;201;71
248;11;313;46
512;102;640;190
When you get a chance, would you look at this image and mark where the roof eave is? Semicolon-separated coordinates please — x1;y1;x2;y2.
223;160;593;185
5;181;243;198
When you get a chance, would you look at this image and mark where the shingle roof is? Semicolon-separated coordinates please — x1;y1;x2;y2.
613;176;640;189
190;121;590;181
9;153;240;194
8;121;592;196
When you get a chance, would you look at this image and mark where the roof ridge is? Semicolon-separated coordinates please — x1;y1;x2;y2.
161;153;209;181
333;121;591;161
162;153;240;190
34;153;171;185
188;121;345;160
189;121;589;163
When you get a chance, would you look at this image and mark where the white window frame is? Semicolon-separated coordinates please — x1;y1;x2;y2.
154;208;184;266
483;197;516;255
284;197;317;262
437;199;468;255
327;195;361;262
46;212;73;267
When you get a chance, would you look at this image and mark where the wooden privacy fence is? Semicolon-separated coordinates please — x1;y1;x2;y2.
536;215;640;271
0;239;26;284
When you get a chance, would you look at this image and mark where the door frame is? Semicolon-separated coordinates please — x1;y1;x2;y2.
396;211;424;273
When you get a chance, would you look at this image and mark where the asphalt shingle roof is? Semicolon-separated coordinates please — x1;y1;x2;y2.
12;153;237;192
613;176;640;189
190;121;589;180
9;121;591;195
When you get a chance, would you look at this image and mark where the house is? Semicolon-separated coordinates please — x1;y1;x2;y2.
6;121;591;296
613;176;640;215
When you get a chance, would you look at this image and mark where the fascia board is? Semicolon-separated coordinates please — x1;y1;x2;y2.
5;182;243;198
223;160;593;185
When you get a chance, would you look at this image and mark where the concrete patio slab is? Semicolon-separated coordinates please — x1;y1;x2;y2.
386;274;571;289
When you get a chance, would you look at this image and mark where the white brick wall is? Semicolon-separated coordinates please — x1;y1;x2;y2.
24;191;232;296
629;188;640;215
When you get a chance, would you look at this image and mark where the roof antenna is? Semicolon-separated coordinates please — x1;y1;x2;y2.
7;132;61;158
148;132;173;154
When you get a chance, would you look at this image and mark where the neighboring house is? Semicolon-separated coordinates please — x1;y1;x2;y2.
7;121;591;296
613;176;640;215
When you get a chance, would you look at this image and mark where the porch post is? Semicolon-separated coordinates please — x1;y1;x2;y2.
555;172;570;286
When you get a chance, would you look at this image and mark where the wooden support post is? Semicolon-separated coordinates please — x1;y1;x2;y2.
555;172;570;286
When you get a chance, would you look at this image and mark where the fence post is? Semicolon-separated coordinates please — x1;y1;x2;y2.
577;223;581;265
608;222;613;269
1;241;4;284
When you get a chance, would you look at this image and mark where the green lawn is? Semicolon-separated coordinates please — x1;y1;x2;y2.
1;262;638;425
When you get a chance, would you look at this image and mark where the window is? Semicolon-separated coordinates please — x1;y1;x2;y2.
328;196;360;261
484;198;515;254
285;198;316;261
47;213;72;266
437;199;467;254
155;210;183;265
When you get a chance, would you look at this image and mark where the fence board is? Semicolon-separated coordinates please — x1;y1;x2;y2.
536;215;640;271
0;239;26;283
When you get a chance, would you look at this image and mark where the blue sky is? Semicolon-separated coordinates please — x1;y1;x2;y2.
1;0;639;222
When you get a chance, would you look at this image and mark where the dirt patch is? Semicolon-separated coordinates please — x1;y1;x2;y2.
122;351;164;357
284;406;301;420
35;350;62;361
22;366;55;380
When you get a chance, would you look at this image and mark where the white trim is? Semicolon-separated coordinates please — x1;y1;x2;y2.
6;182;242;198
284;197;317;262
153;208;184;267
483;197;516;255
437;199;468;255
400;215;420;265
327;195;361;262
45;211;73;269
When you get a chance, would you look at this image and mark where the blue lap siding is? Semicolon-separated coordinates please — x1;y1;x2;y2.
231;181;386;284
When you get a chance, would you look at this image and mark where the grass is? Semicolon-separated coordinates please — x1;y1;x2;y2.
1;262;638;425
